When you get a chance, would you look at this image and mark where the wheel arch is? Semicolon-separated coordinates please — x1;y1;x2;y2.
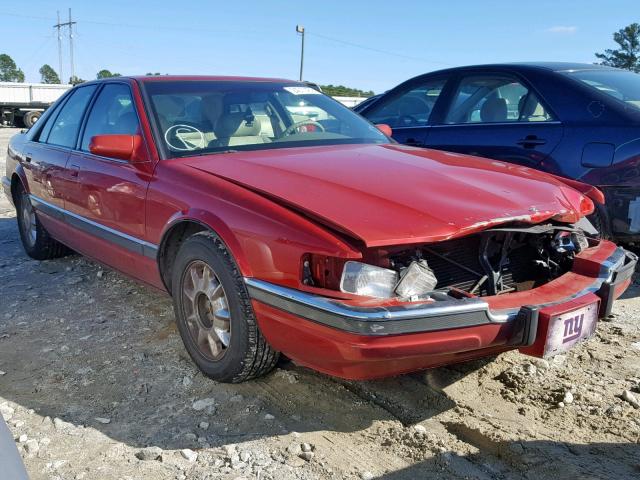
157;211;251;294
10;168;29;203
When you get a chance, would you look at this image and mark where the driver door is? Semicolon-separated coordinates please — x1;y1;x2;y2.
362;76;450;146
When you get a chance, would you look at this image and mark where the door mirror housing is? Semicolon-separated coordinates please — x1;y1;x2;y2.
375;124;393;137
89;134;144;162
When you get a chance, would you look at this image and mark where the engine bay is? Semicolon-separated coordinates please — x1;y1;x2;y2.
385;225;591;298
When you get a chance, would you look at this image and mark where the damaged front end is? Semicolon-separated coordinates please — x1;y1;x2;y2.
247;222;636;379
305;223;596;302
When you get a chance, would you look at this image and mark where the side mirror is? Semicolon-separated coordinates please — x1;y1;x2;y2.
375;124;392;137
89;134;143;161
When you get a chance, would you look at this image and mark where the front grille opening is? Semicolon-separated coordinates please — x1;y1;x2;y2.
388;227;580;297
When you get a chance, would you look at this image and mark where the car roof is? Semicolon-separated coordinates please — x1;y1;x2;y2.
419;62;619;76
501;62;619;72
128;75;298;83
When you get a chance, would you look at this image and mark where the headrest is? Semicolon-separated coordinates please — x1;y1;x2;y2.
480;97;507;122
518;94;537;119
154;95;185;117
216;112;261;137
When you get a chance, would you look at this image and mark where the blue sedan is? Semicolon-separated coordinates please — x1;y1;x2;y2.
356;62;640;243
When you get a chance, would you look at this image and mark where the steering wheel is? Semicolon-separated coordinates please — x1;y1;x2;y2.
164;124;206;151
283;120;326;136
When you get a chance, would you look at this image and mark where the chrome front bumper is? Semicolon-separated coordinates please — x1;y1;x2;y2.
245;247;637;337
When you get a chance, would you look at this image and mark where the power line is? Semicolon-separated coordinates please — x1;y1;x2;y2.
306;31;454;66
53;9;76;82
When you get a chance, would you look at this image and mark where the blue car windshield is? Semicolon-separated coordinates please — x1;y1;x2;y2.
566;69;640;111
143;80;387;158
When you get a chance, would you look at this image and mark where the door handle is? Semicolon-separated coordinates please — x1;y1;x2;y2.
69;164;80;178
516;135;546;148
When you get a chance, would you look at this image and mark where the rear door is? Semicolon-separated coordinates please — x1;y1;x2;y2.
362;75;451;147
426;72;563;168
22;85;97;209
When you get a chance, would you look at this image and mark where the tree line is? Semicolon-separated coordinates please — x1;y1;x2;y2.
2;24;640;87
0;55;123;84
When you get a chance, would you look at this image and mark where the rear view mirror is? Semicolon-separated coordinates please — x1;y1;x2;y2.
89;134;143;161
376;124;393;137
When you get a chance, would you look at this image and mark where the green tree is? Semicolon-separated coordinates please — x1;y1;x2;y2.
320;84;374;97
96;69;121;79
39;64;61;84
595;23;640;72
0;53;25;82
69;75;85;85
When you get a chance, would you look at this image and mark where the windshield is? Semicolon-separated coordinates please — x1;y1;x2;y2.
143;80;387;158
565;69;640;111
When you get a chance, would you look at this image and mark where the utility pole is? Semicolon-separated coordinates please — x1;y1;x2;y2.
55;11;63;82
68;9;76;82
53;9;76;84
296;25;305;81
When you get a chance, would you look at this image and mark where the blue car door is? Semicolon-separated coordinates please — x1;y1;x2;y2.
425;72;563;168
362;75;451;147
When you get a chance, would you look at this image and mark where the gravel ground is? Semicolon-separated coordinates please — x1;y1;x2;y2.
1;126;639;480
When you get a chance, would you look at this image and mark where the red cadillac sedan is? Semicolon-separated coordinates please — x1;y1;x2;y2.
2;76;636;382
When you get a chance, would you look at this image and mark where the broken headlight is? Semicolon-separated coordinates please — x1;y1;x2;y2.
395;260;438;298
339;260;438;299
340;261;398;298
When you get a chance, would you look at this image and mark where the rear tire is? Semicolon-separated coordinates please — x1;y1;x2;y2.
171;231;279;383
22;111;41;129
15;186;69;260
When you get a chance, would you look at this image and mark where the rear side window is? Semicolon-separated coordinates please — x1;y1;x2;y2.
35;96;67;142
444;75;553;124
81;83;139;151
565;69;640;111
45;85;97;148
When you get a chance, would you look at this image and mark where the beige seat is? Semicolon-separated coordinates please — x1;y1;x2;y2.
215;112;270;147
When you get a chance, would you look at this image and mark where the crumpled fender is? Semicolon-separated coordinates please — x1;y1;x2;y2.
547;173;606;205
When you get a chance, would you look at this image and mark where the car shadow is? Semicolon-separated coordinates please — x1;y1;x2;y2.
378;440;640;479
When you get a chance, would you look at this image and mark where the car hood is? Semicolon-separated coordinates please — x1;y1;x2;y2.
185;143;587;247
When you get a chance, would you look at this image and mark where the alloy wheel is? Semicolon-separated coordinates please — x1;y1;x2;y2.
181;260;231;361
20;193;37;247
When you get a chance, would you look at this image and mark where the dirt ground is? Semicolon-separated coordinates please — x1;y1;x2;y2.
1;126;639;480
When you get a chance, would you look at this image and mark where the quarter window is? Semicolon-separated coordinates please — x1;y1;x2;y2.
81;84;139;151
45;85;97;148
366;78;447;128
444;75;553;124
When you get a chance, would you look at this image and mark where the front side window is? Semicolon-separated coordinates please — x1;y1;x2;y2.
444;75;553;124
81;84;139;151
45;85;97;148
365;79;446;128
565;69;640;111
144;81;387;158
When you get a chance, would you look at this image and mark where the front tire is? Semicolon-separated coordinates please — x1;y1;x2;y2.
171;231;279;383
16;187;69;260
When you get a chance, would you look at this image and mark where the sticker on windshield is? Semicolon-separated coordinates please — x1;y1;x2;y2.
284;86;321;95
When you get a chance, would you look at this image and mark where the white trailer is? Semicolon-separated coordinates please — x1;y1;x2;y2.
0;82;71;128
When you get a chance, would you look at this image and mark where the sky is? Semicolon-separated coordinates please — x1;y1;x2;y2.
0;0;638;93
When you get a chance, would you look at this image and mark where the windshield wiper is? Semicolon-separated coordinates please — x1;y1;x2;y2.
181;149;240;158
